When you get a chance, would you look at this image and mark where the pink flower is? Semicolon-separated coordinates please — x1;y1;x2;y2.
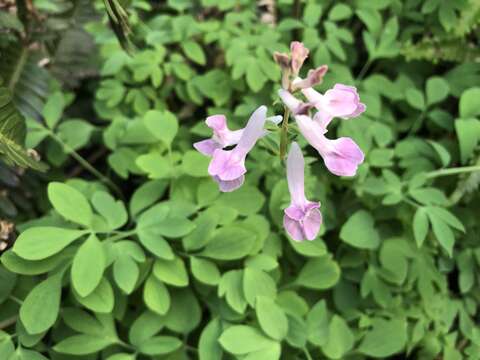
290;42;309;76
278;89;311;115
208;106;267;192
295;114;364;177
292;65;328;90
193;115;243;156
302;84;366;127
283;142;322;241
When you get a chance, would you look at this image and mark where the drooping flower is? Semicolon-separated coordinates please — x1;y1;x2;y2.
208;106;267;192
295;114;364;177
193;115;243;156
283;142;322;241
302;84;366;127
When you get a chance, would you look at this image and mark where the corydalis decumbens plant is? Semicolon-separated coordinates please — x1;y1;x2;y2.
194;41;366;241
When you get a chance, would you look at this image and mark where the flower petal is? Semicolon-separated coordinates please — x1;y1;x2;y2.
193;139;221;156
283;215;306;241
213;175;245;192
322;137;364;177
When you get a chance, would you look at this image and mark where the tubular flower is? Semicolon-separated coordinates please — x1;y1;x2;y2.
295;114;364;177
283;142;322;241
208;106;267;192
193;115;243;156
302;84;366;127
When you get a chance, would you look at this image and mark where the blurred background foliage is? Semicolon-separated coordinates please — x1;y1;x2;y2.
0;0;480;359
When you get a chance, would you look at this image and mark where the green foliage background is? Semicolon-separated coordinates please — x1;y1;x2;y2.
1;0;480;359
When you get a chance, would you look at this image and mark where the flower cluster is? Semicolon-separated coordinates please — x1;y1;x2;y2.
194;41;365;241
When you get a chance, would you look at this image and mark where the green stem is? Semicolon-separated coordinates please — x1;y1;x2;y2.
279;107;290;161
356;59;372;81
403;197;420;208
0;316;17;329
425;165;480;179
46;129;124;200
303;347;313;360
105;229;137;242
8;47;28;91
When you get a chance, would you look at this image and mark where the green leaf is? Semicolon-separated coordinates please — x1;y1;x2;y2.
243;268;276;307
218;270;247;313
48;182;93;227
246;60;267;92
256;296;288;340
218;185;265;215
0;82;47;171
455;119;480;164
57;119;94;150
296;256;340;290
113;254;139;294
42;91;66;129
143;110;179;147
0;265;16;304
91;191;128;230
190;257;221;286
413;207;429;247
144;275;170;315
138;336;182;355
426;77;449;105
405;88;425;110
71;234;105;297
153;256;189;287
128;310;165;346
219;325;277;355
20;273;62;334
307;301;329;346
53;334;115;355
358;318;407;357
182;41;206;65
340;210;380;249
182;150;209;177
199;318;223;360
13;227;87;260
165;288;201;333
200;227;256;260
328;4;352;21
322;315;354;359
459;87;480;118
289;237;327;257
303;3;323;26
428;212;455;256
74;278;114;313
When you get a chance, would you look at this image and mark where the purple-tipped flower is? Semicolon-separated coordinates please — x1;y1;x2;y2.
295;115;364;177
208;106;267;192
283;142;322;241
278;89;311;115
302;84;366;127
193;115;243;156
290;42;309;76
292;65;328;90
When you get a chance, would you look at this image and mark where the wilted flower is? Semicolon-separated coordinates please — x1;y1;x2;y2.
283;142;322;241
208;106;267;192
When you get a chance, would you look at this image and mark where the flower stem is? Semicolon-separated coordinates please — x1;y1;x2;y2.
426;165;480;179
279;107;290;161
46;129;124;200
303;347;313;360
356;59;372;81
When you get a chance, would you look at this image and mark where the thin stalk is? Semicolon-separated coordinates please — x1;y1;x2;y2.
279;107;290;161
0;316;17;330
303;347;313;360
356;59;372;81
425;165;480;179
403;197;421;208
105;229;137;242
46;129;124;200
